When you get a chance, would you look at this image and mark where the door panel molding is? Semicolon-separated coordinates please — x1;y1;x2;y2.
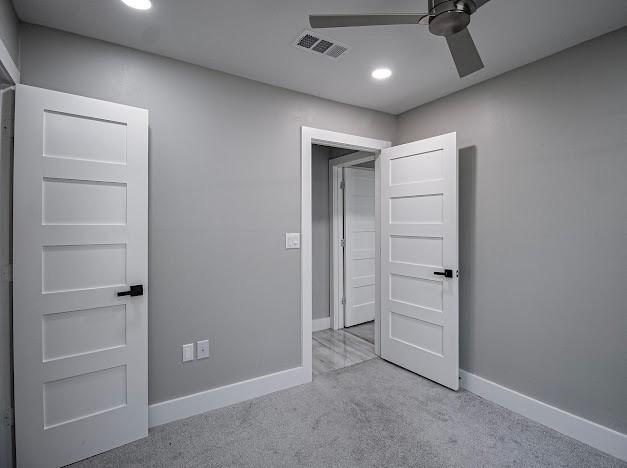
344;167;376;327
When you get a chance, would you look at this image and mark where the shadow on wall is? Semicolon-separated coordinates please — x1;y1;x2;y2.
0;87;15;468
459;145;476;370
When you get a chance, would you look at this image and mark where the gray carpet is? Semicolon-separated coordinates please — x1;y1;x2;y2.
71;359;625;468
344;320;375;344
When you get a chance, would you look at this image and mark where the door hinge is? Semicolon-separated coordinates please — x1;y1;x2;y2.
340;238;345;248
341;297;346;306
1;264;12;282
2;118;13;139
2;408;14;427
340;180;345;190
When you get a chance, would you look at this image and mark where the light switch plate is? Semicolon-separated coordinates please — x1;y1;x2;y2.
197;340;209;359
182;343;194;362
285;232;301;249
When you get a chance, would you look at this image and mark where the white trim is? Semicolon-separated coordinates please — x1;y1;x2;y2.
302;127;390;379
312;317;331;332
460;370;627;462
373;154;381;356
329;151;375;168
328;151;376;331
0;37;19;85
144;364;627;462
149;366;309;427
329;164;344;330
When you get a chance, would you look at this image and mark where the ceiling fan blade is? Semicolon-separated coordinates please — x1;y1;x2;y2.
445;28;484;78
309;14;430;29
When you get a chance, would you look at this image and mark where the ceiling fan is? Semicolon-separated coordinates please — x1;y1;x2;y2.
309;0;490;78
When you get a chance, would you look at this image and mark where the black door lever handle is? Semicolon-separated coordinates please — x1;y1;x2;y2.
117;284;144;297
434;269;453;278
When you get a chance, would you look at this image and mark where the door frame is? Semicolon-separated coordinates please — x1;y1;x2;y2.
329;152;375;331
301;126;390;378
0;37;17;468
0;37;19;87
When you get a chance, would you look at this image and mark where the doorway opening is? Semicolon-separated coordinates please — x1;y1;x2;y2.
300;127;391;381
312;145;377;376
301;127;459;389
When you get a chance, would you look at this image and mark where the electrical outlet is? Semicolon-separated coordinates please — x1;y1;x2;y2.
182;343;194;362
197;340;210;359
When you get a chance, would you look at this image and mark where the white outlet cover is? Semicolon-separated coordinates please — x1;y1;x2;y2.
182;343;194;362
197;340;209;359
285;232;301;249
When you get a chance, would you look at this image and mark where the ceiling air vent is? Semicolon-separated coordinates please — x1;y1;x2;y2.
292;30;350;60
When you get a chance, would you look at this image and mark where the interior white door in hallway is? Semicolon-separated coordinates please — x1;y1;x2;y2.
13;85;149;467
344;166;375;327
380;133;459;390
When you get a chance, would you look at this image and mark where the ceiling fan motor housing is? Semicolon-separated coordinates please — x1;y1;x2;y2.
428;0;477;36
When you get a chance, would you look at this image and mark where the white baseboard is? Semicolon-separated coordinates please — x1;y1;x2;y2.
460;370;627;462
312;317;331;332
149;362;625;462
149;366;310;428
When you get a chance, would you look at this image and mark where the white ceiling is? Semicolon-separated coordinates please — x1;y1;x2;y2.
14;0;627;114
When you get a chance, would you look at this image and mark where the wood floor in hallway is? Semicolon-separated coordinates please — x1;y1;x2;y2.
312;327;376;376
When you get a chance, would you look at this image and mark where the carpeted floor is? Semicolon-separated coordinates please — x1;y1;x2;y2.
344;320;375;344
70;358;626;468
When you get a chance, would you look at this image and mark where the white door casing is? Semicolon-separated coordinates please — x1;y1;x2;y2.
344;167;375;327
380;132;459;390
13;85;149;467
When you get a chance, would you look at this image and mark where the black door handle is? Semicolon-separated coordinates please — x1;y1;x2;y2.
434;269;453;278
117;285;144;297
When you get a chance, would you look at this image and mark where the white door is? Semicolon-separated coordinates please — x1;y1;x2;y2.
13;85;149;467
380;133;459;390
344;167;376;327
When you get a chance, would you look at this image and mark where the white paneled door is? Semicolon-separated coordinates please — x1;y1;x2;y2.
344;167;375;327
13;85;149;467
380;133;459;390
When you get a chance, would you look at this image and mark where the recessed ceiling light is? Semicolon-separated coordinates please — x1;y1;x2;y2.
121;0;152;10
371;68;392;80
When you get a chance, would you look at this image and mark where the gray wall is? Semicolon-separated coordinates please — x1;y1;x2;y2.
18;24;396;404
14;19;626;434
312;145;331;320
0;0;18;63
397;27;627;433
